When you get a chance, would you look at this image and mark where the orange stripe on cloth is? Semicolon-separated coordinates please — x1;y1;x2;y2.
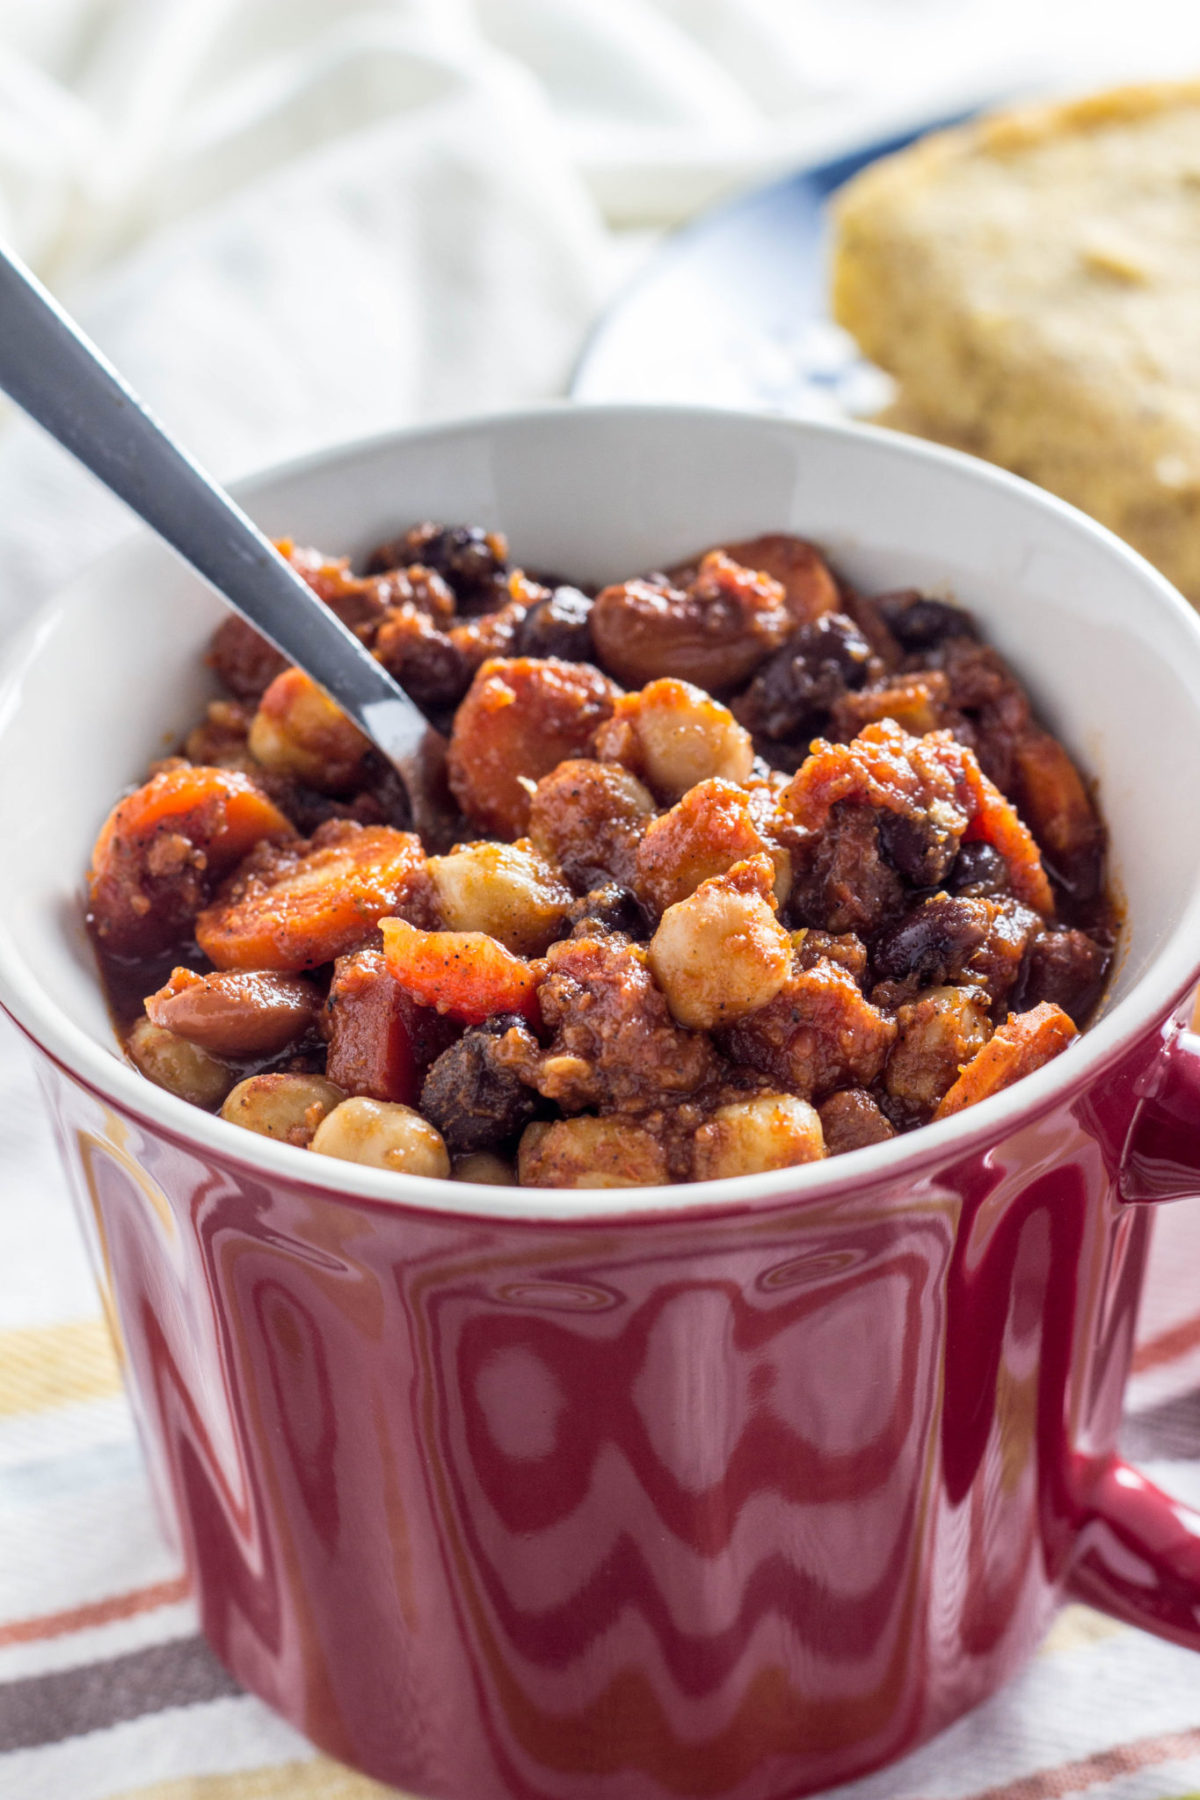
1132;1310;1200;1374
962;1725;1200;1799
0;1575;189;1647
105;1754;402;1799
0;1316;121;1417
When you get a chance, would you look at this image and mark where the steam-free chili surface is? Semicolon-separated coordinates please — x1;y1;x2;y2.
88;523;1117;1188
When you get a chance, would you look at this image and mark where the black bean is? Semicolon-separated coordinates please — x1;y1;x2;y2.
733;613;871;743
875;590;979;650
420;1016;539;1154
365;523;509;612
565;883;652;940
877;807;963;887
517;587;595;661
947;841;1011;898
1016;929;1111;1025
871;894;989;984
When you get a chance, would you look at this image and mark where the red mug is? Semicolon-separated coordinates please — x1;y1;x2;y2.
5;408;1200;1799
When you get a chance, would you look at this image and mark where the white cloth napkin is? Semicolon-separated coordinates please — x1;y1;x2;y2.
3;0;1200;615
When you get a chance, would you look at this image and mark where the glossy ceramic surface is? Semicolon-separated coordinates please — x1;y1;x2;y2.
6;409;1200;1798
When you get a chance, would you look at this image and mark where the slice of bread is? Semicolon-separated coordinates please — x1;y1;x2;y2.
831;84;1200;602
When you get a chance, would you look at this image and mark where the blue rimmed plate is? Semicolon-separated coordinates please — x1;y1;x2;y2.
571;115;975;419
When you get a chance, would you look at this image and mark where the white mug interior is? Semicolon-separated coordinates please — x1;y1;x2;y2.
1;405;1199;1218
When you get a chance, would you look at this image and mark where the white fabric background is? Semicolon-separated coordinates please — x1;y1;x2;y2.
6;4;1200;1794
1;0;1200;609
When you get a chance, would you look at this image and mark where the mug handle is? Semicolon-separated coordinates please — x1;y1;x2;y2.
1119;1018;1200;1206
1069;1459;1200;1647
1071;1018;1200;1644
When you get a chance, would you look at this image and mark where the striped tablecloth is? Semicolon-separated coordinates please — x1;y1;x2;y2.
6;1008;1200;1800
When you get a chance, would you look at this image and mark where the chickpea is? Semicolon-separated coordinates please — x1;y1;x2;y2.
596;679;753;802
427;840;571;956
518;1116;669;1189
127;1017;235;1109
648;856;792;1030
249;668;372;792
221;1072;345;1145
590;553;790;692
310;1097;450;1177
453;1151;518;1186
692;1095;825;1181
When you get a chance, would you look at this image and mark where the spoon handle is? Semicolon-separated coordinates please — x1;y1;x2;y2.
0;242;432;775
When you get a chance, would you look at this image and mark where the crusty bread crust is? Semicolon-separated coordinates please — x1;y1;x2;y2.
831;82;1200;601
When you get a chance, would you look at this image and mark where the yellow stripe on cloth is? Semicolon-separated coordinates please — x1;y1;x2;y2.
1038;1603;1127;1657
110;1755;407;1799
0;1316;121;1417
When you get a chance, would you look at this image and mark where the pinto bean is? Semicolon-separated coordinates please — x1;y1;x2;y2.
591;552;790;691
145;968;321;1057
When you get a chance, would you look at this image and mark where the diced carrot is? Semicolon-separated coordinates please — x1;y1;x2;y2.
1011;728;1104;870
88;764;295;954
196;821;424;972
380;916;541;1025
934;1002;1077;1119
324;950;458;1103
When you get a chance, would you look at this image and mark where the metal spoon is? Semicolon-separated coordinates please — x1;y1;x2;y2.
0;240;447;837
